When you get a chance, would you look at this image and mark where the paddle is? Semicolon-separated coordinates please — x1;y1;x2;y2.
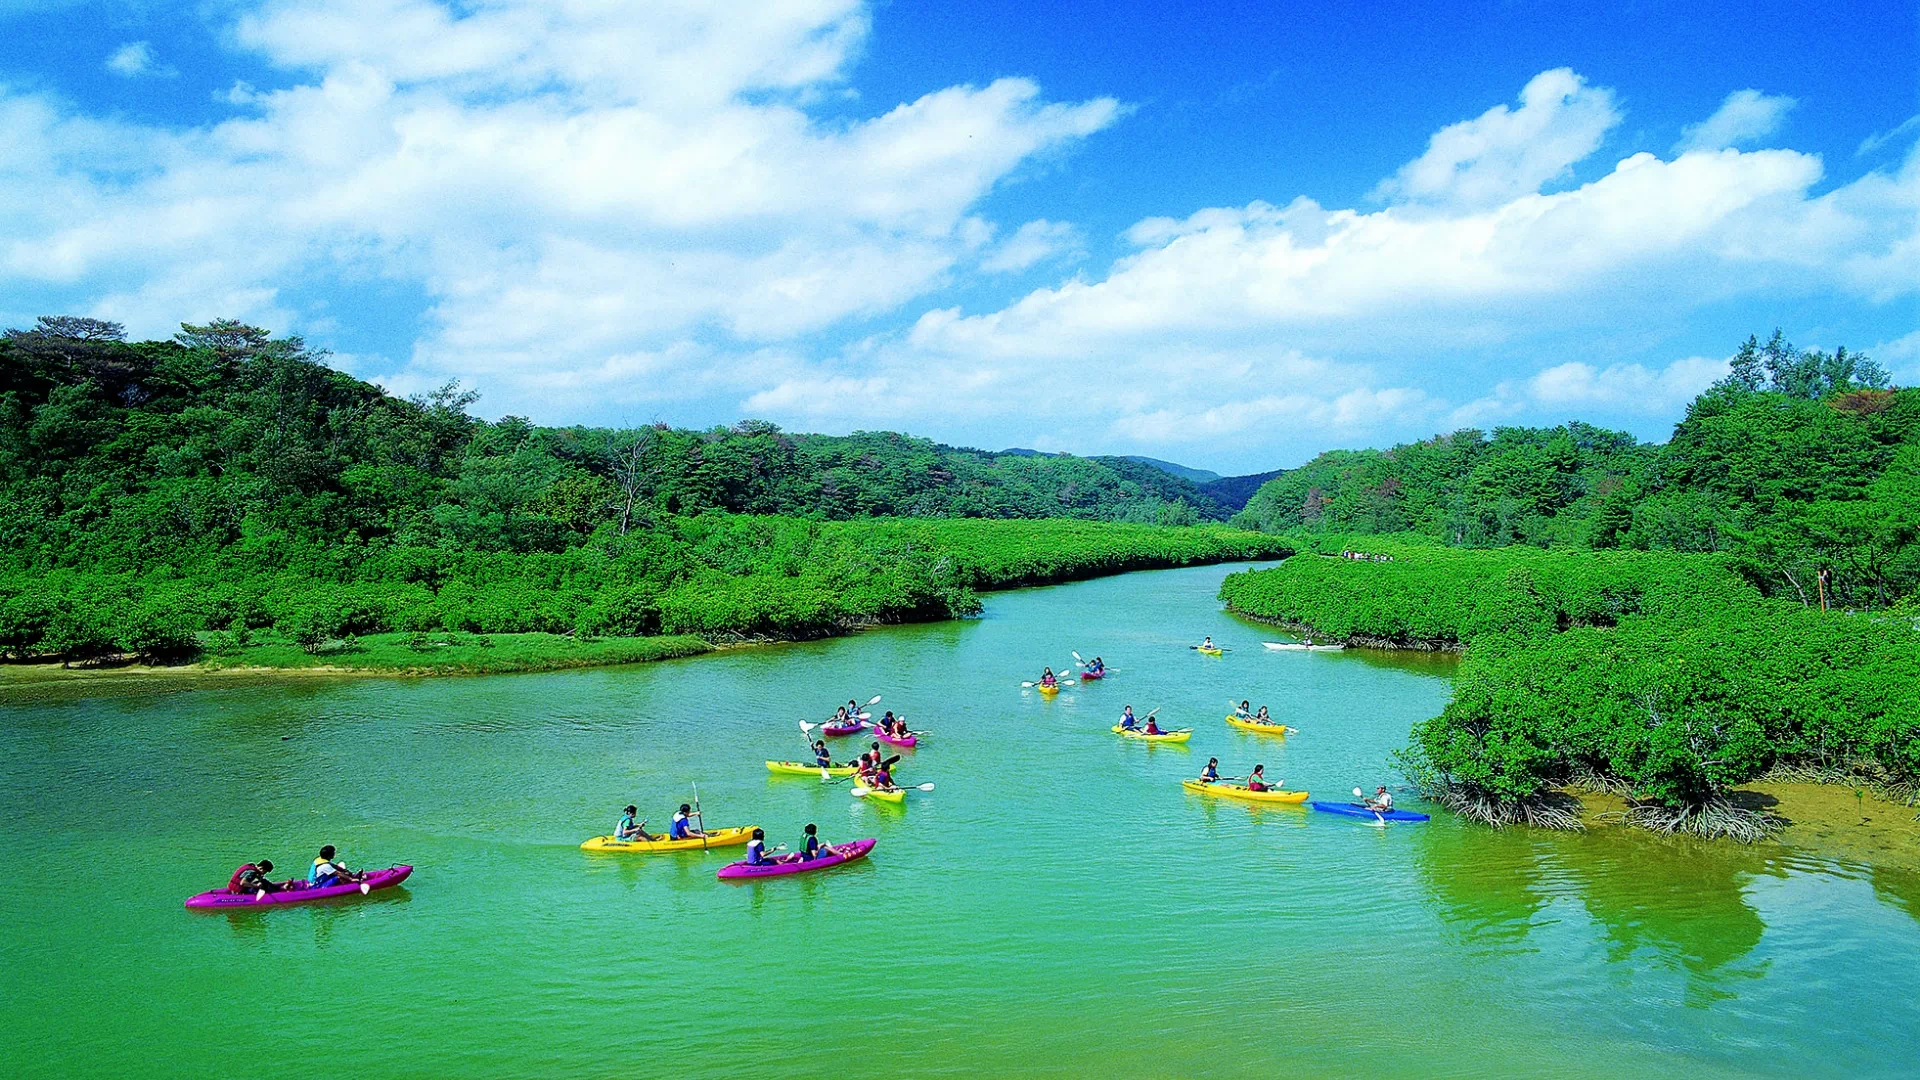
692;782;707;837
852;782;935;797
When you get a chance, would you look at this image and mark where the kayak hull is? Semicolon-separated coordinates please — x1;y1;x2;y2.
1078;669;1105;680
855;782;907;803
581;826;757;852
185;865;412;909
1309;801;1430;822
1225;715;1290;736
768;761;856;777
1196;647;1222;656
1263;642;1345;651
1037;684;1060;695
718;838;876;880
874;730;919;748
1183;780;1308;804
823;722;865;737
1111;725;1192;743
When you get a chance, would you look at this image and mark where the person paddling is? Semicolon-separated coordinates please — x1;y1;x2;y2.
1144;716;1164;736
1253;705;1272;723
1119;705;1139;731
1235;699;1253;718
308;845;362;888
228;858;288;895
796;823;822;862
670;804;709;841
1201;636;1215;650
1247;764;1273;793
812;740;834;768
616;805;658;842
1365;785;1393;812
1039;667;1058;688
745;828;773;866
1198;758;1221;784
1091;656;1106;676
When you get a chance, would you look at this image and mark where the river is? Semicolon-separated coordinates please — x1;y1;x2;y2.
3;562;1916;1078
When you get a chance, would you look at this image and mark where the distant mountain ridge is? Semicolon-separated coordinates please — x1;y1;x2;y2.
1121;455;1221;484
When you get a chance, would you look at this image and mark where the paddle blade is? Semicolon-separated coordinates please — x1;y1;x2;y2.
1072;651;1083;661
851;786;870;797
867;695;883;705
359;882;371;895
1021;681;1035;687
821;768;832;781
1353;787;1366;798
256;889;267;900
800;721;817;734
915;782;935;791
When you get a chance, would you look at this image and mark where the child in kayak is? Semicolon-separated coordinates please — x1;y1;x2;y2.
871;765;898;792
1119;705;1138;730
1198;758;1221;784
797;823;822;861
616;806;658;842
308;845;362;888
670;804;708;841
1247;765;1271;793
1253;705;1272;723
745;828;772;865
1039;667;1058;688
1235;699;1253;718
1089;657;1106;676
1144;717;1164;735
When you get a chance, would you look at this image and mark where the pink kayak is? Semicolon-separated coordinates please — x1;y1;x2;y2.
1078;669;1106;680
185;865;413;909
717;839;876;880
823;720;866;737
874;728;919;748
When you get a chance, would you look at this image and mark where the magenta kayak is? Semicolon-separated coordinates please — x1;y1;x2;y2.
716;839;875;880
184;865;413;909
874;728;918;748
1078;669;1106;680
823;721;865;737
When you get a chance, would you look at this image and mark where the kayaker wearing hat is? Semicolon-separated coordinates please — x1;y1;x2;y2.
1365;786;1393;812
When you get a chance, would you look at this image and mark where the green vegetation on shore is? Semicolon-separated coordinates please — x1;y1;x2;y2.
1234;331;1917;610
1222;543;1920;838
0;316;1286;667
192;631;716;675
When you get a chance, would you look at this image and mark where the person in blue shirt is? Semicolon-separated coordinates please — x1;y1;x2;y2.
669;804;708;841
1089;656;1106;676
811;740;833;767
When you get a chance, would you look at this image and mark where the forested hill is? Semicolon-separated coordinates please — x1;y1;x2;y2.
1234;331;1917;609
0;317;1227;577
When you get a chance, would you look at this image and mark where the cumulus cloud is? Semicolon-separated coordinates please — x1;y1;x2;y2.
105;41;174;78
1371;68;1619;209
1675;89;1795;152
980;219;1083;273
3;0;1119;416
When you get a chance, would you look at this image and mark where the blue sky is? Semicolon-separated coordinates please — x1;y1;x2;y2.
3;0;1916;472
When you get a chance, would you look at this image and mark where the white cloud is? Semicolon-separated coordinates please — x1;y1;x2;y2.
1869;328;1920;384
4;0;1118;415
1371;68;1619;209
980;219;1082;273
105;41;175;79
1675;89;1795;152
1860;113;1920;157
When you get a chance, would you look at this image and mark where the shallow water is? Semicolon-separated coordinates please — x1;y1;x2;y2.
2;562;1915;1078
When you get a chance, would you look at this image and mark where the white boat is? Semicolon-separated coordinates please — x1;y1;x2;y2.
1262;641;1346;651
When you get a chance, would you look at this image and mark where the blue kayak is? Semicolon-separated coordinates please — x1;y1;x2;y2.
1309;800;1430;823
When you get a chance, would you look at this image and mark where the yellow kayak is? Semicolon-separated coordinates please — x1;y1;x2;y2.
580;826;756;853
1182;780;1308;804
1112;725;1193;743
767;760;857;777
1197;646;1223;656
854;780;906;804
1037;683;1061;695
1225;715;1292;736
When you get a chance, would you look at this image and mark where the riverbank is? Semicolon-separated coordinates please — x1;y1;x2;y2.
0;632;716;688
1576;783;1920;875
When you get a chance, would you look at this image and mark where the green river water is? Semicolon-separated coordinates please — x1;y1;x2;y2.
4;562;1918;1078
